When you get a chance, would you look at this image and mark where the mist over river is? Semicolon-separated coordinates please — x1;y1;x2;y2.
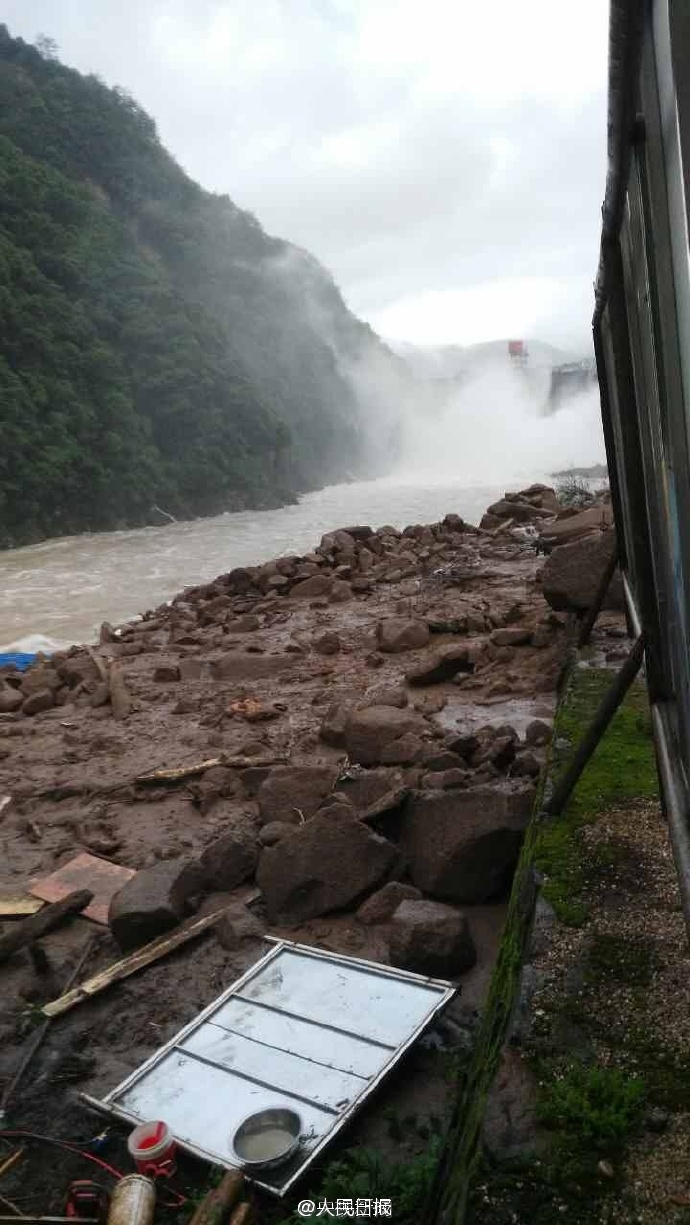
0;376;605;650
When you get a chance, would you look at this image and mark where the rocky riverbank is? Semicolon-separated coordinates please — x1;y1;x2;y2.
0;483;621;1213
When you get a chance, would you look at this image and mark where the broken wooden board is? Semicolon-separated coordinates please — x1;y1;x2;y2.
30;852;135;926
0;890;92;964
42;907;228;1018
0;895;44;919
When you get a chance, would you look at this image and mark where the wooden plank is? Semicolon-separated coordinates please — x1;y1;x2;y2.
42;908;228;1018
0;896;44;919
0;890;93;964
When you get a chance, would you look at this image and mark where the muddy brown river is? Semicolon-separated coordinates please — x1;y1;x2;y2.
0;474;558;650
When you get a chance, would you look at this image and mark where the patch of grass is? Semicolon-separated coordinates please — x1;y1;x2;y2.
278;1139;443;1225
533;819;589;925
554;670;657;818
533;669;657;925
537;1062;645;1150
585;933;657;989
617;1028;690;1112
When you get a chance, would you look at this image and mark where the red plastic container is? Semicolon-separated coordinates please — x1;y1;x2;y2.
127;1121;177;1178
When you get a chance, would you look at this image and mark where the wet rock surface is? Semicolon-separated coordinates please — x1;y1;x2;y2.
256;808;401;925
0;485;626;1193
400;784;536;903
389;898;477;977
108;858;206;951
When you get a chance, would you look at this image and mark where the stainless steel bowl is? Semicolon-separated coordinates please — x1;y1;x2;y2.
230;1106;303;1171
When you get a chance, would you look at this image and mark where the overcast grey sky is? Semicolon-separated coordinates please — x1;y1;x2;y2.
5;1;609;354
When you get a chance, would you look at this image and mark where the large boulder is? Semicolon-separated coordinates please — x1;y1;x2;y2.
257;766;337;825
198;822;259;889
22;688;55;716
400;785;535;903
406;644;473;685
109;858;205;951
540;531;624;612
56;653;101;689
485;498;543;523
20;665;62;695
335;767;409;822
356;881;422;925
0;683;23;713
388;900;477;977
319;703;354;748
376;618;431;654
344;705;429;766
289;575;333;599
256;809;401;925
539;504;614;549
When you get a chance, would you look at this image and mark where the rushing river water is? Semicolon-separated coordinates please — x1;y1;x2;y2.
0;471;558;651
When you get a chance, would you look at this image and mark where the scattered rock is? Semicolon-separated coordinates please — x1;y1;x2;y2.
362;684;409;709
540;504;613;548
344;705;429;766
199;824;258;890
256;809;401;925
388;899;477;977
540;531;624;612
341;525;374;540
420;768;470;790
336;768;409;822
319;702;354;748
380;733;425;765
510;753;542;778
56;654;100;689
445;732;480;759
0;684;23;714
228;614;261;632
489;627;532;647
153;664;181;683
259;821;295;846
406;644;473;686
193;767;238;814
400;784;535;903
472;733;517;771
215;909;264;950
313;632;341;656
422;749;464;771
109;858;206;951
364;652;384;669
376;618;431;654
22;688;55;716
257;765;337;825
330;579;352;603
525;719;552;746
289;575;333;599
356;881;422;925
20;665;62;695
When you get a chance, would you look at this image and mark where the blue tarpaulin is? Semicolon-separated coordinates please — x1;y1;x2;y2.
0;653;39;671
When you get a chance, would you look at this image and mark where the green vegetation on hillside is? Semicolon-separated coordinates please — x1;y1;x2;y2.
0;27;406;545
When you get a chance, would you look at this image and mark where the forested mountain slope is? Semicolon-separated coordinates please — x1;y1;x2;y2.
0;27;408;546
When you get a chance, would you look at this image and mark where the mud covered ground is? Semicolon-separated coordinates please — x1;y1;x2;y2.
0;489;622;1217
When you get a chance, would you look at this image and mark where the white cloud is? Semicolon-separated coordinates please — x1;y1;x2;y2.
3;0;609;351
374;277;558;346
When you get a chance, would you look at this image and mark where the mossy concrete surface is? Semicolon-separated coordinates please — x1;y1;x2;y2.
431;661;690;1223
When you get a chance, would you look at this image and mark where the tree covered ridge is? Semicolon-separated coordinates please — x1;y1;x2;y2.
0;26;406;547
